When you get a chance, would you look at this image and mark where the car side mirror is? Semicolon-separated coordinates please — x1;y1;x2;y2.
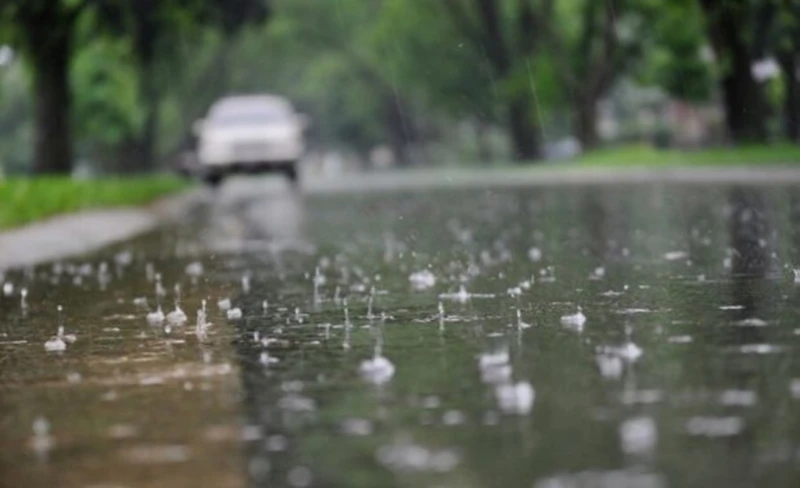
192;119;206;136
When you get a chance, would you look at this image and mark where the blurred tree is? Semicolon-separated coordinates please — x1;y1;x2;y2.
0;0;269;175
102;0;269;172
698;0;773;143
71;37;145;170
546;0;654;149
0;60;32;173
641;0;713;103
772;0;800;142
0;0;86;174
229;0;421;165
371;0;507;162
438;0;548;161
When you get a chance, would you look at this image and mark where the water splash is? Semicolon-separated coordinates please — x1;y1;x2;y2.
44;327;67;352
619;416;657;455
313;267;325;305
146;306;165;326
185;261;204;283
596;353;624;379
528;247;543;262
560;306;586;331
342;298;352;350
439;285;494;303
367;287;375;320
334;286;342;305
409;269;436;290
195;300;208;341
30;416;53;461
359;352;395;385
166;284;187;327
217;298;232;311
154;273;166;298
515;308;531;329
495;382;535;415
376;436;460;473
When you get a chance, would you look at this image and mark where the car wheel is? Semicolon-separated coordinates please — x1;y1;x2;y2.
205;173;224;188
284;163;299;185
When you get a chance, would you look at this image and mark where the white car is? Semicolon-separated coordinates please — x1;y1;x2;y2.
193;94;307;186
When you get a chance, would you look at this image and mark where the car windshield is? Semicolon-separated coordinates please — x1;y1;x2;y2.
209;109;290;126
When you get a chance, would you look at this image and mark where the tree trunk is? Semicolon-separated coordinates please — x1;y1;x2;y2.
508;97;539;161
575;95;600;150
699;0;768;144
131;68;160;172
778;52;800;142
721;58;768;143
31;29;73;175
130;10;160;173
382;93;417;166
474;120;493;163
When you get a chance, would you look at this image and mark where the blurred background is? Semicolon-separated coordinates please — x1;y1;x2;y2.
0;0;799;178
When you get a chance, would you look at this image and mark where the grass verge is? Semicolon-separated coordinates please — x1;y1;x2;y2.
0;176;191;230
573;144;800;167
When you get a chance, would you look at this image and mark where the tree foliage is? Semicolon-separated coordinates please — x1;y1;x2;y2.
1;0;798;175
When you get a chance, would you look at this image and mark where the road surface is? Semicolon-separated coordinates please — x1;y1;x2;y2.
2;174;800;487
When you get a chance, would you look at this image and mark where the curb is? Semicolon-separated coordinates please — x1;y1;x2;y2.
0;187;205;270
304;165;800;194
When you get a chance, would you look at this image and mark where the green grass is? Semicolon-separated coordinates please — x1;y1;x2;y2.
573;143;800;167
0;176;191;230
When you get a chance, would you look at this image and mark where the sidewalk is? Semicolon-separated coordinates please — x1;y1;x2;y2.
0;189;204;269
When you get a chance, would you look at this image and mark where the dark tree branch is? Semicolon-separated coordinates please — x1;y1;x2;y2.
591;0;621;96
517;0;537;55
753;0;778;58
475;0;510;75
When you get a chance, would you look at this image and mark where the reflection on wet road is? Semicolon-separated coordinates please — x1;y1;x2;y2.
4;177;800;487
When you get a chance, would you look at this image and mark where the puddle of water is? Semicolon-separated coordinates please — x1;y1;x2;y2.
4;184;800;487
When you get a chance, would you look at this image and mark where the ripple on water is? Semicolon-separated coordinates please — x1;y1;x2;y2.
615;308;652;315
359;355;395;385
686;416;744;437
735;343;785;354
288;466;313;487
408;269;436;290
535;469;667;488
107;424;138;439
596;354;623;380
120;444;190;464
340;418;373;436
719;389;757;407
619;416;658;455
376;437;460;473
495;382;535;415
621;389;663;406
789;379;800;398
685;416;744;437
733;317;769;327
667;335;693;344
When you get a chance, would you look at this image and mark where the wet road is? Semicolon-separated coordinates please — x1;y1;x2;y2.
4;176;800;487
